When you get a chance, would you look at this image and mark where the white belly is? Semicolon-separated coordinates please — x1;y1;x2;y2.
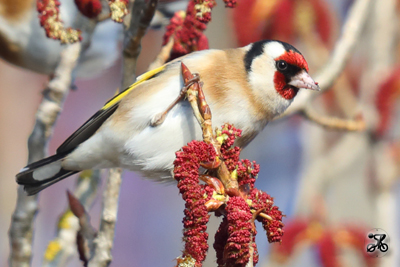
120;101;203;179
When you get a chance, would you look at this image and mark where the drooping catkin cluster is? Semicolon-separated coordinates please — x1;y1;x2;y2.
174;141;217;265
37;0;129;44
163;0;237;59
37;0;82;43
74;0;102;18
174;124;284;267
223;196;258;266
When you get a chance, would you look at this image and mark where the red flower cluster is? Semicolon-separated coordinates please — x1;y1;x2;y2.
193;0;216;23
174;124;284;266
174;141;217;265
37;0;82;43
74;0;102;18
163;2;209;59
163;0;237;60
237;159;259;188
232;0;335;46
270;219;377;267
222;196;258;266
214;217;229;266
223;0;237;8
249;189;284;243
375;66;400;137
219;124;242;171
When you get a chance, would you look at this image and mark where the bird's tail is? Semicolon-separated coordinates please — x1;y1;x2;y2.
16;152;78;195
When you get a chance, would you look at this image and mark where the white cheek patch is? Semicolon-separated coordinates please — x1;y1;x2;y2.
263;42;286;59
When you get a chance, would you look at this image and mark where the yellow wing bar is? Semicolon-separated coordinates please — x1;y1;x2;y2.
102;65;166;110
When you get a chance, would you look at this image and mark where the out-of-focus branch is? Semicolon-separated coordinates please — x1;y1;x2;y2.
9;42;81;267
88;168;122;267
122;0;159;88
278;0;372;119
367;1;398;267
43;170;101;266
301;105;366;131
148;37;173;70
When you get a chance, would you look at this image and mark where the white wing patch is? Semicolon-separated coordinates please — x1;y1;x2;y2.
32;161;62;181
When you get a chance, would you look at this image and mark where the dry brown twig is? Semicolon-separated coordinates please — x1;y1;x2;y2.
276;0;372;131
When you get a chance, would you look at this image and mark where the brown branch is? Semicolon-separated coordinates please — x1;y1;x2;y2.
121;0;159;88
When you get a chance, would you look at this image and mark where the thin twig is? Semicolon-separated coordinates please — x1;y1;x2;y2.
88;168;122;267
122;0;158;88
9;42;82;267
278;0;372;118
148;37;173;70
301;105;366;131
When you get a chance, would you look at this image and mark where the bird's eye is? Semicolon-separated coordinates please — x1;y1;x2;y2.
276;60;288;71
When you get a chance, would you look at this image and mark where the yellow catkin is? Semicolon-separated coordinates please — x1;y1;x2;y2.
57;210;74;229
44;240;62;261
79;169;93;179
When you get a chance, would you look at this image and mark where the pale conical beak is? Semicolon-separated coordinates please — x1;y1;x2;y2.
288;70;320;91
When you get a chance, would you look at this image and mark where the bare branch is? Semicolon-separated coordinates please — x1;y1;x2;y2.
278;0;372;118
121;0;159;88
88;168;122;267
9;42;81;267
301;105;366;131
148;37;174;70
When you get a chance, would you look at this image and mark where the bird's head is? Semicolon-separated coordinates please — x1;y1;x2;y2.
244;40;319;117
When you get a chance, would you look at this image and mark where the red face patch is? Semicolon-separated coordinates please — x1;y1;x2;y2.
274;72;299;100
273;50;308;100
276;51;309;71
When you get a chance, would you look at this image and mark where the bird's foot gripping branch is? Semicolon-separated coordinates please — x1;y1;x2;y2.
173;64;284;267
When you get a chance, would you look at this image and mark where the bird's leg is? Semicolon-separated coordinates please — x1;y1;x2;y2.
150;73;200;127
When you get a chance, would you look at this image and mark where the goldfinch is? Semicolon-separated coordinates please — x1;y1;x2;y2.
16;40;319;195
